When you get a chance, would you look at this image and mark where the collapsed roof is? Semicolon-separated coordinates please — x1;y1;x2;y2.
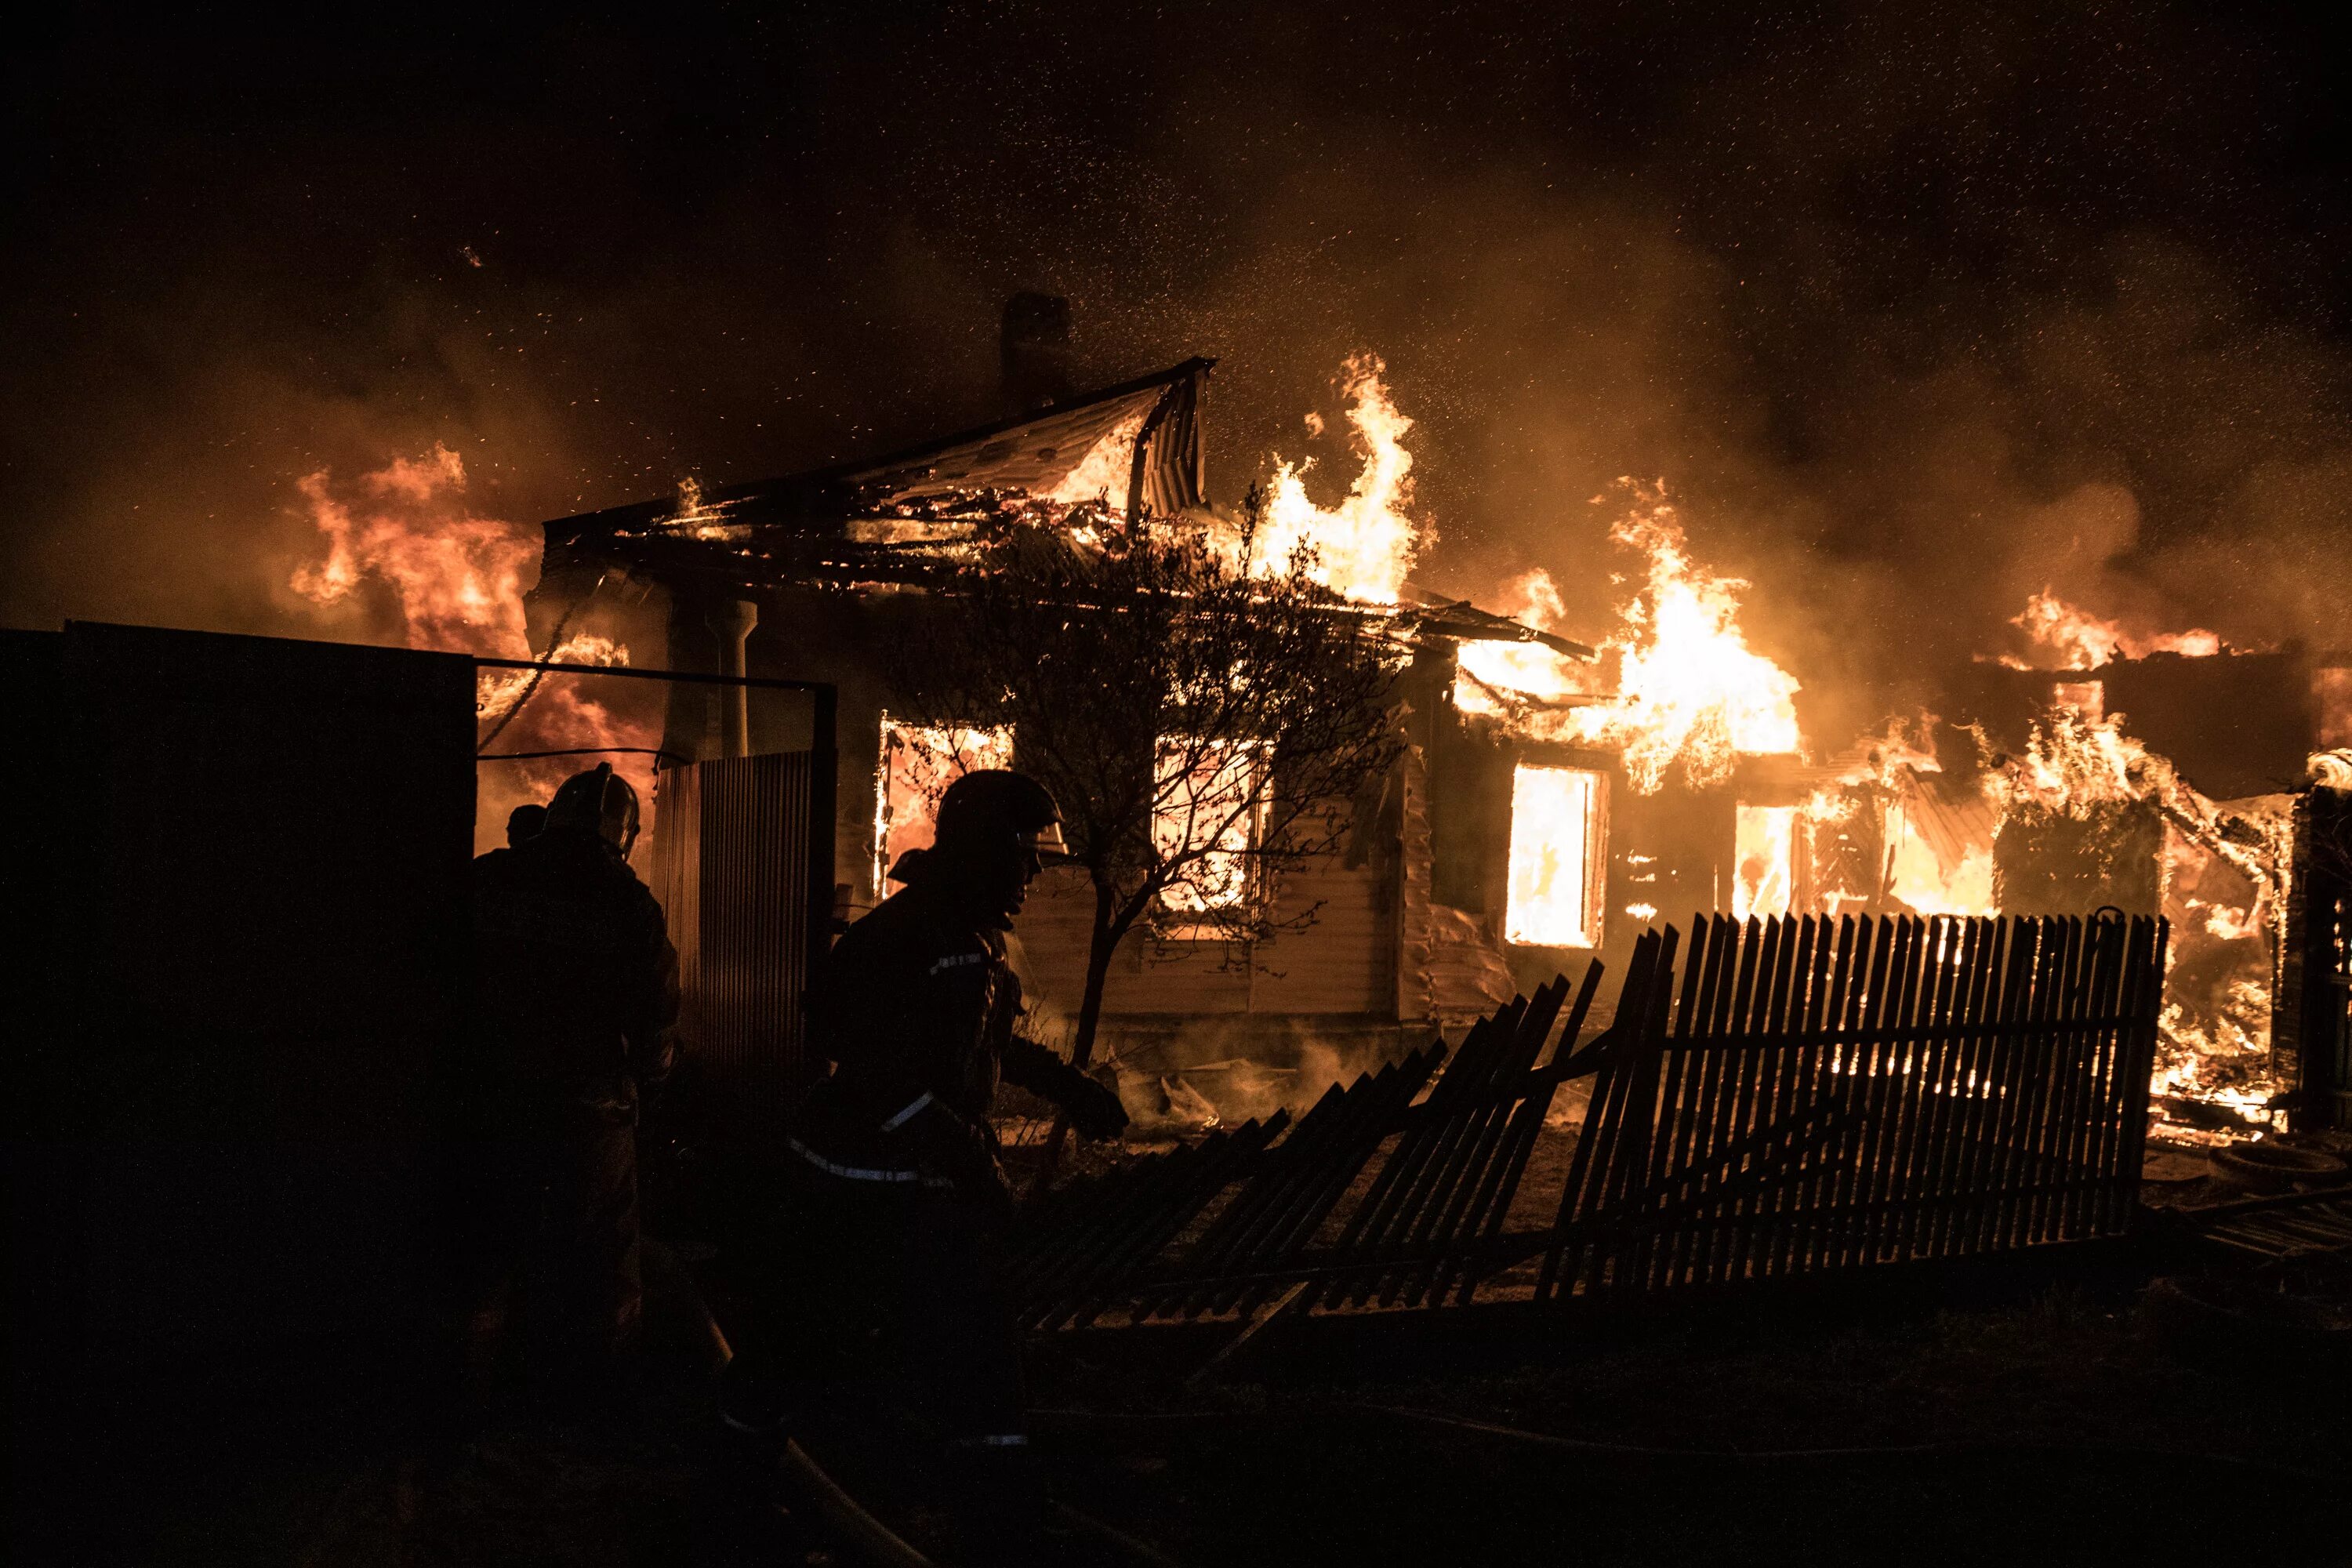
539;357;1592;659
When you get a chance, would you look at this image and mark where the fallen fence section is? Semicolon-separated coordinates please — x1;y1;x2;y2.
2175;1185;2352;1262
1007;913;2168;1328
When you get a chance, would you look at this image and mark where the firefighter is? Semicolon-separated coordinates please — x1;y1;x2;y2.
464;762;679;1400
751;771;1127;1513
505;800;547;847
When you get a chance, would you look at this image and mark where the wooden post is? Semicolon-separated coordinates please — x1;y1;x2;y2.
2281;788;2352;1130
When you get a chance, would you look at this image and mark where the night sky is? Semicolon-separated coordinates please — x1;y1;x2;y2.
7;2;2350;728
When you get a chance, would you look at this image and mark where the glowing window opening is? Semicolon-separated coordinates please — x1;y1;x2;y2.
874;715;1015;893
1732;804;1798;923
1505;764;1604;948
1153;737;1268;937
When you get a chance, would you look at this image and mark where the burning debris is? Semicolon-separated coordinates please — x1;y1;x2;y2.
1982;688;2294;1138
2008;589;2228;671
1449;495;2303;1140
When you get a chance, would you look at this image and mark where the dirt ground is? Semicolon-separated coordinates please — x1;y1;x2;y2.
100;1251;2341;1566
1016;1263;2352;1565
49;1134;2352;1566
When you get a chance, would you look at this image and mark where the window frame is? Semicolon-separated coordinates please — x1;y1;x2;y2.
872;711;1017;895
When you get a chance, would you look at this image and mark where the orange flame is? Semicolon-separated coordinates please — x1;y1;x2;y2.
1997;704;2171;814
1250;354;1426;603
1987;701;2291;1133
1563;490;1801;793
1886;808;1998;916
1504;762;1602;946
290;445;540;652
2010;589;2222;670
289;445;656;853
1453;495;1802;793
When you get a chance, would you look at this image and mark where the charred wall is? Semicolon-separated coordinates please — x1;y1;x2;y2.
1943;647;2317;803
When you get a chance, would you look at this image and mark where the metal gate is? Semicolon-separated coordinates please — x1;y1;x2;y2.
650;750;834;1123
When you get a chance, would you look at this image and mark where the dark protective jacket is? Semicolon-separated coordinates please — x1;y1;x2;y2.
795;880;1089;1196
470;826;681;1116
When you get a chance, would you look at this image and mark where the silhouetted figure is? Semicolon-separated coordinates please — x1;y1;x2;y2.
505;801;547;847
742;771;1125;1532
462;763;678;1403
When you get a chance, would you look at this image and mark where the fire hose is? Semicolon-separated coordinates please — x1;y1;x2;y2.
693;1299;1180;1567
692;1308;936;1568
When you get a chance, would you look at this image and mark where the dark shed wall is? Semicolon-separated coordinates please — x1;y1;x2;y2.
12;623;475;1536
1940;648;2317;803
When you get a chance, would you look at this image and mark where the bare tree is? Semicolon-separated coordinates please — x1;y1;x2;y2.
884;495;1406;1152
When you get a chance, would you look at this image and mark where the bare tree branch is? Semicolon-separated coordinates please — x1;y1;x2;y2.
880;491;1407;1125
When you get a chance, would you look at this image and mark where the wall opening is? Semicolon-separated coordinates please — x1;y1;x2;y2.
1733;803;1798;923
1153;737;1267;937
1505;763;1605;948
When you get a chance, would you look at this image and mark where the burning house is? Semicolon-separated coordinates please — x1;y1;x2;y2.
524;342;1602;1107
511;312;2350;1142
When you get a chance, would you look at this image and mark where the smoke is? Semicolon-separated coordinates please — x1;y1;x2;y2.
6;3;2350;751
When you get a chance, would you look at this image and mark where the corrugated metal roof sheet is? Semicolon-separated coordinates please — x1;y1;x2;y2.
542;358;1213;551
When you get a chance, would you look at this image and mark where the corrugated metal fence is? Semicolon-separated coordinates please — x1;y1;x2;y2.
652;750;824;1119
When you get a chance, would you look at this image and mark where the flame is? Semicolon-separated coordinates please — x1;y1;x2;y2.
1984;702;2292;1134
1841;713;1944;784
289;445;656;854
1997;704;2170;815
1732;804;1797;922
875;717;1017;893
291;445;539;652
1047;410;1149;510
1154;738;1271;926
476;631;632;724
1887;823;1997;915
1249;355;1425;603
1565;491;1801;792
2010;590;2223;670
1454;568;1589;715
1454;493;1801;793
2154;977;2279;1135
665;474;746;540
1811;716;1999;916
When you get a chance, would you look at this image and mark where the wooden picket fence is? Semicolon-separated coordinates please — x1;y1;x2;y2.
1537;912;2167;1299
1007;913;2169;1329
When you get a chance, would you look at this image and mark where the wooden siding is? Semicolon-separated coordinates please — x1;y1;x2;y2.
1016;853;1397;1018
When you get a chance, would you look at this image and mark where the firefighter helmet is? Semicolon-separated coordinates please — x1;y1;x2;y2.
546;762;641;857
933;770;1068;860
